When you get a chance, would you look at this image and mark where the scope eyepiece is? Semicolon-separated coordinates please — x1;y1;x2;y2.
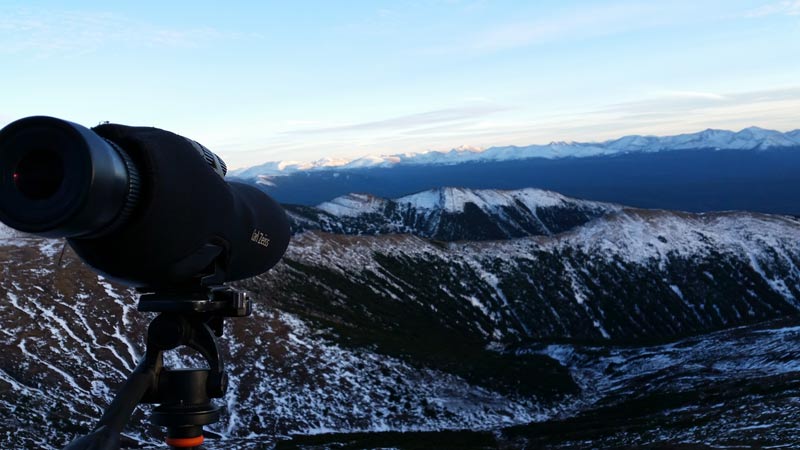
0;116;140;238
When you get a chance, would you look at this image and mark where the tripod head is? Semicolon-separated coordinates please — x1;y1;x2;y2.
65;286;251;450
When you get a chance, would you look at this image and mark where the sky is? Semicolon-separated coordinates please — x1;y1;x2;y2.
1;0;799;169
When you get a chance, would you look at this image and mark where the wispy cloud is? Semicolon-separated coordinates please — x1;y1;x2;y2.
545;86;800;141
603;87;800;116
745;1;800;17
0;7;258;57
653;90;729;101
287;103;512;135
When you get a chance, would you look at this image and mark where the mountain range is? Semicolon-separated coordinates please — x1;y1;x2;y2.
229;128;800;214
233;126;800;177
2;187;799;448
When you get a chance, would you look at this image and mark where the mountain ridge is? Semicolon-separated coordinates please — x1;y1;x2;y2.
269;207;800;345
286;187;621;241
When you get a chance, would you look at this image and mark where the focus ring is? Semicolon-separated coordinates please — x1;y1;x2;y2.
87;139;141;237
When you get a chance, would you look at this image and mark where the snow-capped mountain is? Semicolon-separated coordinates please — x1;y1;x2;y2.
230;127;800;212
232;126;800;178
287;187;619;241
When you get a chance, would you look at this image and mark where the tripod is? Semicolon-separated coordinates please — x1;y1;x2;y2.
64;286;251;450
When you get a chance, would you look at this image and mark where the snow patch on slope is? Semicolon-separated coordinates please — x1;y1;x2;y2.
219;309;555;439
558;210;800;268
398;187;570;213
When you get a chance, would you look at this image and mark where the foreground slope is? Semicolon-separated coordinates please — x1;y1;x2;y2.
0;238;554;449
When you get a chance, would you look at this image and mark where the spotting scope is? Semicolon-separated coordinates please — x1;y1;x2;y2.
0;116;290;290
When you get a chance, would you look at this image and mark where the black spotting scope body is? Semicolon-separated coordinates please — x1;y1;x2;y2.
0;116;290;290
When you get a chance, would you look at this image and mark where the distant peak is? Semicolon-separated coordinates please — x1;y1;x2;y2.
452;145;484;152
547;140;584;147
698;128;728;134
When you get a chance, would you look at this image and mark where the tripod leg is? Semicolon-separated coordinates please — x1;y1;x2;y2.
62;359;158;450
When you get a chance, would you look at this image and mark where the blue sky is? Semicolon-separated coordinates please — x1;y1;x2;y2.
1;0;799;168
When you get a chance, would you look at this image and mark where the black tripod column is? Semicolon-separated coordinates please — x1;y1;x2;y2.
142;311;230;449
151;369;221;449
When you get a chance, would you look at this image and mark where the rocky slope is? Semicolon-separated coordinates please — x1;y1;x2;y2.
261;208;800;347
0;237;556;449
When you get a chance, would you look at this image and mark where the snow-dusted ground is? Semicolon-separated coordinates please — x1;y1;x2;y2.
502;320;800;448
0;238;560;449
553;209;800;267
0;223;22;240
396;187;583;213
141;319;800;449
533;321;800;411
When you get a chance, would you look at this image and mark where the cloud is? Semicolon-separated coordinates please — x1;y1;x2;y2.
288;103;512;135
0;7;258;57
745;1;800;17
603;87;800;116
654;90;729;101
541;86;800;142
